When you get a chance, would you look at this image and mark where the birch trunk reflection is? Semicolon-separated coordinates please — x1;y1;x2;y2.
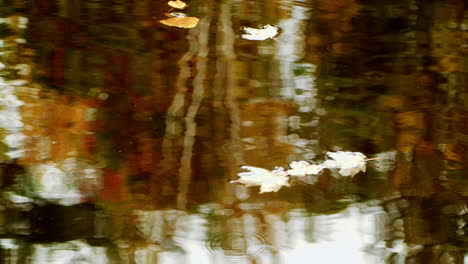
177;13;212;209
215;1;244;195
154;19;198;207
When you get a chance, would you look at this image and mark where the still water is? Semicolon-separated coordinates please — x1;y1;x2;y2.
0;0;467;263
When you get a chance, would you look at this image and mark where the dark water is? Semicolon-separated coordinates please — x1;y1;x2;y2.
0;0;467;263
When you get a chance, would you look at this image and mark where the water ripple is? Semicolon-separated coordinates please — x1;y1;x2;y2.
204;231;272;259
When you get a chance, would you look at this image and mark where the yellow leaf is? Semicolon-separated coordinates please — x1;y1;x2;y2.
159;17;199;28
168;0;187;9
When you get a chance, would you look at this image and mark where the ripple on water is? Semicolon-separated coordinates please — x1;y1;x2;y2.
204;231;272;259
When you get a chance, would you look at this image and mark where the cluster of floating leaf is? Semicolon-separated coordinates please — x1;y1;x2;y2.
159;0;199;29
231;151;377;193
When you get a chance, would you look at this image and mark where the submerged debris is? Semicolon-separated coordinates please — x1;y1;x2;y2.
241;25;279;41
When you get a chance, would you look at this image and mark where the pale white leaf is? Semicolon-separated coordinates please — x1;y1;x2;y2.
323;151;367;177
287;160;324;177
231;166;289;193
241;25;279;41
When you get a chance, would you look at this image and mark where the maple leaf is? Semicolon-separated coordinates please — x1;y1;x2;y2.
323;151;367;177
286;161;324;177
231;166;290;193
241;25;279;41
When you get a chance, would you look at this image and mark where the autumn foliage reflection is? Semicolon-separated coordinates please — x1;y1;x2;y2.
0;0;467;263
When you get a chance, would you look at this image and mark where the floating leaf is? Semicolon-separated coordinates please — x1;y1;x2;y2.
159;17;199;28
241;25;279;41
168;0;187;9
323;151;367;177
286;161;324;177
231;166;289;193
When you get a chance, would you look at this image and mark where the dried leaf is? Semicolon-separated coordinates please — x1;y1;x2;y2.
231;166;290;193
241;24;279;41
168;0;187;9
323;151;367;177
287;161;324;177
159;17;199;29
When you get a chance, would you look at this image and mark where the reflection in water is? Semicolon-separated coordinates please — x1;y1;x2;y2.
0;78;25;160
31;240;109;264
283;206;373;263
0;0;468;263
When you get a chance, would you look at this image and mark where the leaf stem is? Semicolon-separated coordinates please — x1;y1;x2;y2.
364;157;380;161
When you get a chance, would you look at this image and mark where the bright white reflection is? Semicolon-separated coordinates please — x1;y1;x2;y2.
272;0;321;164
275;1;318;113
135;209;191;264
281;205;382;264
0;77;26;160
0;238;20;263
0;14;31;161
135;209;187;243
27;158;101;205
31;240;109;264
0;16;28;28
173;214;210;263
132;203;400;264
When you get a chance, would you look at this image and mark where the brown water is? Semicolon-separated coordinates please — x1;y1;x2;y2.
0;0;467;263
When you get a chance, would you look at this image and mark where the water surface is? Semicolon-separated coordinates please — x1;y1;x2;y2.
0;0;467;263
